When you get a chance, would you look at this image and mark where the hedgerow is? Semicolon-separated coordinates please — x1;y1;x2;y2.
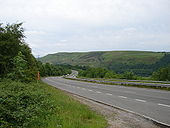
0;80;59;128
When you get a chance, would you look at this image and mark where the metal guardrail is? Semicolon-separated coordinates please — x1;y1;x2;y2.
66;70;170;88
70;78;170;88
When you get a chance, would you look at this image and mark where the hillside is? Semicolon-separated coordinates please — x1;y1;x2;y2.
40;51;170;76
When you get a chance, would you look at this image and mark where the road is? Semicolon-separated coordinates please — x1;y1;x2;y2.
42;77;170;127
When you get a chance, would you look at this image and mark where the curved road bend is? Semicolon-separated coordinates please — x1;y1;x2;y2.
42;77;170;126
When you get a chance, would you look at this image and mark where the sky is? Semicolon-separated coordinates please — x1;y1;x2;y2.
0;0;170;57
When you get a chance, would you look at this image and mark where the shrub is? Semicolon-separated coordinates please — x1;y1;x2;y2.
0;80;57;128
104;71;116;79
152;65;170;81
123;71;136;80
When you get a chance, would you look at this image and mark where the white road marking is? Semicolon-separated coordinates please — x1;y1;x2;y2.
118;96;127;99
158;103;170;108
135;99;146;102
81;88;86;90
88;89;93;92
106;93;112;96
76;87;80;89
96;91;101;93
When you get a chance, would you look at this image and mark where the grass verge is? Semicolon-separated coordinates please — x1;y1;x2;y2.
42;81;107;128
0;79;107;128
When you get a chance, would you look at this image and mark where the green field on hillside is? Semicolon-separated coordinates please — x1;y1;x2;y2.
40;51;164;66
40;51;170;76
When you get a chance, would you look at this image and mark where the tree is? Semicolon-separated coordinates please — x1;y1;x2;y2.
7;52;28;81
123;71;136;80
104;71;116;79
0;22;39;82
0;23;25;77
152;65;170;81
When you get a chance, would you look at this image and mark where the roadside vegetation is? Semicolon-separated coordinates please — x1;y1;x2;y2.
152;65;170;81
38;62;71;77
77;65;170;81
0;22;107;128
0;80;107;128
78;67;143;80
0;80;55;128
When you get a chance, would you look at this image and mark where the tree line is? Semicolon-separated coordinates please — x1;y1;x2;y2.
152;65;170;81
0;23;70;82
78;67;137;80
38;62;71;77
107;53;170;77
78;65;170;81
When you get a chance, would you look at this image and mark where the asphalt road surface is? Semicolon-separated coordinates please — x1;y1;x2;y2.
42;77;170;126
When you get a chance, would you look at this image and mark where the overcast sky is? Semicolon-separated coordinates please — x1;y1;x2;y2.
0;0;170;57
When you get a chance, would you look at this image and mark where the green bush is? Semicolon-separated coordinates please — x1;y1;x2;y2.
104;71;116;79
123;71;136;80
0;80;58;128
79;68;108;78
152;65;170;81
37;62;71;77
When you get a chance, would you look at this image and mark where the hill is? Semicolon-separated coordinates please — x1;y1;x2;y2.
40;51;170;76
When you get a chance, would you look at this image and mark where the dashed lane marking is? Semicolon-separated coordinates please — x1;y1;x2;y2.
118;96;127;99
96;91;102;93
158;103;170;108
106;93;112;96
135;99;146;102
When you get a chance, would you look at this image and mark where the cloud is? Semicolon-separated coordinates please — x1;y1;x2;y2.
0;0;170;56
1;0;170;26
60;40;67;42
25;30;46;36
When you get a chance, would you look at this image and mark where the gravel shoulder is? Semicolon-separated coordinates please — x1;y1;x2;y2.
70;93;161;128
